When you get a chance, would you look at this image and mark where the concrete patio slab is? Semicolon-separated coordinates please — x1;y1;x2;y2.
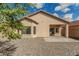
44;36;79;42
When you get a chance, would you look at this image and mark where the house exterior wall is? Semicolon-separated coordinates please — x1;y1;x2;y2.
0;12;68;38
29;12;66;37
21;19;36;26
61;27;65;36
20;19;37;38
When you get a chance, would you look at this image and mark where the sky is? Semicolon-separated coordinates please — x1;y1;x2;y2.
27;3;79;21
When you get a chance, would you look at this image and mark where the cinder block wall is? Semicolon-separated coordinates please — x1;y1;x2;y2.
69;25;79;39
62;25;79;39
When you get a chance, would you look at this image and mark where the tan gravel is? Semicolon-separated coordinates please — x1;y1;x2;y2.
10;37;79;56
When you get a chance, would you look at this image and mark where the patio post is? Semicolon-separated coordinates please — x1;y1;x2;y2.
59;26;62;36
65;24;69;38
54;28;56;36
31;25;34;36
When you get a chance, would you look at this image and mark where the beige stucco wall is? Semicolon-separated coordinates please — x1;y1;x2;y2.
21;19;36;26
20;19;37;38
29;12;66;37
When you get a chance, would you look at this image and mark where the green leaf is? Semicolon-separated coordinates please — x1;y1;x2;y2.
0;3;35;40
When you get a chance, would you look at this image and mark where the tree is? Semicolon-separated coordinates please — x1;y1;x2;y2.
0;3;34;40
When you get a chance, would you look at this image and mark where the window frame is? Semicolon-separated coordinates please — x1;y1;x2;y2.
33;26;36;34
56;27;59;33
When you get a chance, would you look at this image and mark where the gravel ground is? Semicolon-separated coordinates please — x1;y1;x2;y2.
10;37;79;56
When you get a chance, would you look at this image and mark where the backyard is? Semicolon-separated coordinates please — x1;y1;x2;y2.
6;37;79;56
0;3;79;56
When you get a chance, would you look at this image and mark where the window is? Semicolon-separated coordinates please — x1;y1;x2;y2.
33;26;36;34
26;27;31;34
22;26;31;34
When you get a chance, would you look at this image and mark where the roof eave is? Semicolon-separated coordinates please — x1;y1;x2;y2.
17;17;38;24
27;10;70;24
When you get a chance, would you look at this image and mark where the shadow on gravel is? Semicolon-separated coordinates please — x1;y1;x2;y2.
70;37;79;41
75;54;79;56
0;41;17;56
